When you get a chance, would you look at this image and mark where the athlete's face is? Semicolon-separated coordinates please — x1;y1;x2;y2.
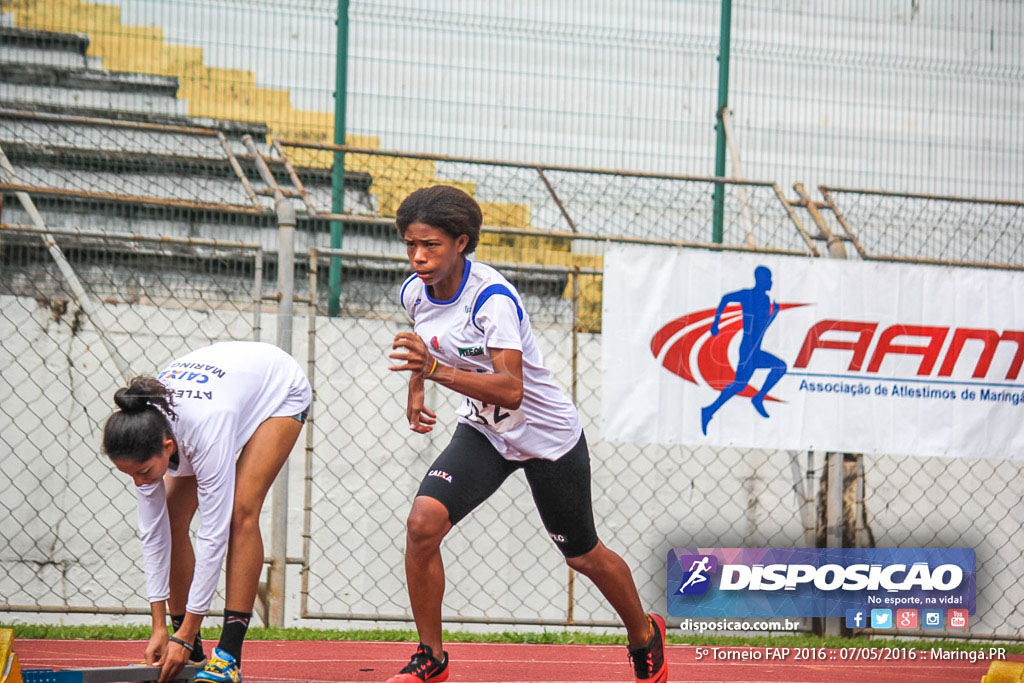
403;221;469;297
112;436;175;487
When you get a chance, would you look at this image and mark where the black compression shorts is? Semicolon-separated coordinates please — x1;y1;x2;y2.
415;423;599;558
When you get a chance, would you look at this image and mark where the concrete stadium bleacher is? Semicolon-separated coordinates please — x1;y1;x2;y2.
0;18;384;253
0;8;596;321
1;0;536;230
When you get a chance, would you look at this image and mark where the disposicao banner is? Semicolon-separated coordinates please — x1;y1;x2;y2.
667;547;975;621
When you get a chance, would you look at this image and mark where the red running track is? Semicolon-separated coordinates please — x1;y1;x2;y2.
15;639;1011;682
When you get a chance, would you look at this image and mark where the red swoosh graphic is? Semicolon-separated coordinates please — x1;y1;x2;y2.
652;303;807;402
650;307;719;357
659;309;742;384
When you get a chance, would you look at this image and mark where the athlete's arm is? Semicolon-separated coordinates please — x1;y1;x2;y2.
134;481;189;681
406;372;437;433
134;480;173;666
389;332;524;410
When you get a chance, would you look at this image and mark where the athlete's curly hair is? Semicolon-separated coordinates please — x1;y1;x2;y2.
395;185;482;255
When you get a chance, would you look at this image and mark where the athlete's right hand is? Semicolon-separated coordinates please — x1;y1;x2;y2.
407;378;437;433
710;320;720;336
145;626;168;666
389;332;431;375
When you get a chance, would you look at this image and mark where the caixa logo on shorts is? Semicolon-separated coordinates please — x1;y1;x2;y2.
427;469;452;483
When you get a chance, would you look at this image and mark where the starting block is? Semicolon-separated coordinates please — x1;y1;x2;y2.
20;665;199;683
982;660;1024;683
2;628;22;683
1;629;198;683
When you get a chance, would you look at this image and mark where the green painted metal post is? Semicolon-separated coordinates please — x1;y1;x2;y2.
328;0;349;316
712;0;733;244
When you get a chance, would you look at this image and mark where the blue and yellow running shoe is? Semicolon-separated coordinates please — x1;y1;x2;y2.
195;647;241;682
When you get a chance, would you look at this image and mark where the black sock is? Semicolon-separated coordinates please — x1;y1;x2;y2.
217;610;251;665
169;613;206;662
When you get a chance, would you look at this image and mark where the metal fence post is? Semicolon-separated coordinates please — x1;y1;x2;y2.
268;197;296;627
711;0;733;244
793;182;855;636
328;0;350;317
242;134;296;626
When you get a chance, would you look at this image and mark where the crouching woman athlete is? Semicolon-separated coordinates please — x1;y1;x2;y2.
101;341;311;683
387;186;667;683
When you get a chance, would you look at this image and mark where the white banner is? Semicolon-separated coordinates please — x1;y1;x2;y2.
601;246;1024;458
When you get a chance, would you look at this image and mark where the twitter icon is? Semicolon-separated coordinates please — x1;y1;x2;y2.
871;609;893;629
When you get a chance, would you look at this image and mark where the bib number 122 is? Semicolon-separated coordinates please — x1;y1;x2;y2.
460;398;525;434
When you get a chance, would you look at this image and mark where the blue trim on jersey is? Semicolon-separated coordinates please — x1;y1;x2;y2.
399;272;418;309
472;284;524;331
425;259;473;305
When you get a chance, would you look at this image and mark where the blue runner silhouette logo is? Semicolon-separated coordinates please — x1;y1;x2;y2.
700;266;789;434
675;554;718;596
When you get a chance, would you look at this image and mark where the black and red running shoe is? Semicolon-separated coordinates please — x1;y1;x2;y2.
628;613;668;683
385;642;449;682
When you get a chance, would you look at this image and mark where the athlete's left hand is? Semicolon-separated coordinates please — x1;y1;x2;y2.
389;332;430;375
157;639;190;683
407;379;437;433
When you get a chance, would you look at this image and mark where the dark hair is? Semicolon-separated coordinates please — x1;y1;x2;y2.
395;185;482;255
102;376;177;463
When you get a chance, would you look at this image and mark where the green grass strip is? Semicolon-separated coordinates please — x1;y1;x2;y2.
3;623;1022;653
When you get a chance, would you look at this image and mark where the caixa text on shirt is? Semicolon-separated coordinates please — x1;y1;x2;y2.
158;362;227;383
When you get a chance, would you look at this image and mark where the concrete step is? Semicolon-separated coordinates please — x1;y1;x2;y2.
0;25;88;56
0;61;179;96
0;83;188;117
0;114;240;160
0;104;268;139
1;192;386;252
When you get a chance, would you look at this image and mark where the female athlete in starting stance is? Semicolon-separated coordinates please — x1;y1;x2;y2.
387;185;667;683
102;341;311;683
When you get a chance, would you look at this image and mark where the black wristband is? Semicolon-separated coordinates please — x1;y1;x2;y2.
168;635;194;653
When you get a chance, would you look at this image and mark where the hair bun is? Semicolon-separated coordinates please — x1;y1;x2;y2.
113;386;149;414
113;376;175;416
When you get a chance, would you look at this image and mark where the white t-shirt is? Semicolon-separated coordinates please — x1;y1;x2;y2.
401;260;582;461
133;341;311;614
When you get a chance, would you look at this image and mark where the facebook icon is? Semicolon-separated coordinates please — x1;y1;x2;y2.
845;609;866;629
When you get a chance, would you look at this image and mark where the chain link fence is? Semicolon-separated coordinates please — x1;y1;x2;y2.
4;1;1021;197
0;224;264;616
299;247;819;629
2;129;1024;637
820;186;1024;269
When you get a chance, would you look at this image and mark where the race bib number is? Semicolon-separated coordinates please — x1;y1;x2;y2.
459;398;526;434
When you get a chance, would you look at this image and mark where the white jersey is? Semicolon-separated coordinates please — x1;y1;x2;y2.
134;341;311;614
401;260;582;461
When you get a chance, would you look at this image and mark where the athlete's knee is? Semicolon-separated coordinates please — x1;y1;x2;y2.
564;541;605;575
406;502;450;548
168;500;195;529
230;499;262;535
